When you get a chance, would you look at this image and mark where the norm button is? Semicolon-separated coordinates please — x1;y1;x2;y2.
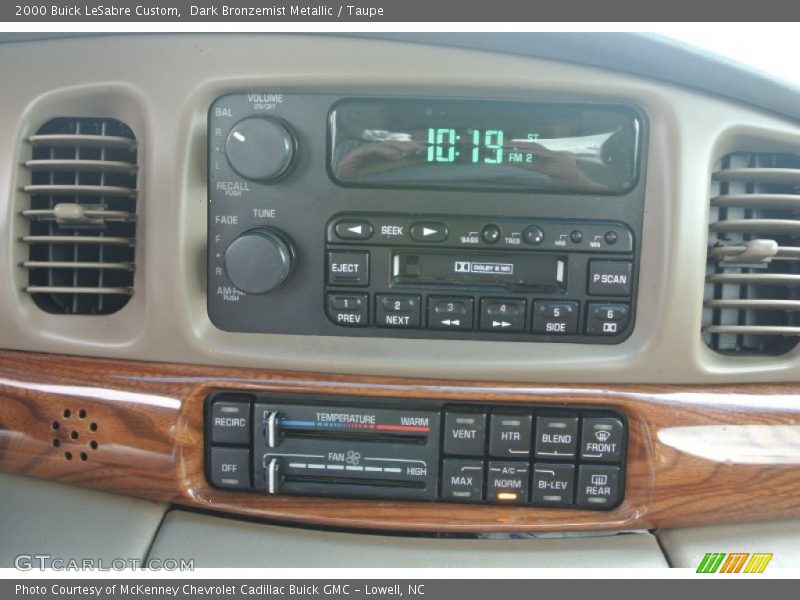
327;251;369;286
580;417;625;462
443;411;486;456
334;219;374;241
489;413;532;458
487;461;530;504
410;222;448;242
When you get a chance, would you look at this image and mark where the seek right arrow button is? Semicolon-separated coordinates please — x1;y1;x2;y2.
580;417;625;463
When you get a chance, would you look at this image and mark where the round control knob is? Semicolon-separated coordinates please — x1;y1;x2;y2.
225;117;295;182
224;229;295;294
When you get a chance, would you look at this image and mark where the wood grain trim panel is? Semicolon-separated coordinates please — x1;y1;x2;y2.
1;349;799;532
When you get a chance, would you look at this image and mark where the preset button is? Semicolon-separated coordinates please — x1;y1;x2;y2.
375;294;421;328
326;293;369;327
428;296;474;331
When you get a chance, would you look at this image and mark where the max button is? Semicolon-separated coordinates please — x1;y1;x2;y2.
441;459;484;503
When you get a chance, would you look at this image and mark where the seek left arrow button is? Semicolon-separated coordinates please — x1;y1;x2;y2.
334;219;374;241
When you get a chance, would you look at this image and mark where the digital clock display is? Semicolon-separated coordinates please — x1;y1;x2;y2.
329;98;641;194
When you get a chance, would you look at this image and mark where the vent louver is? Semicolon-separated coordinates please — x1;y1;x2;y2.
702;152;800;355
21;118;137;315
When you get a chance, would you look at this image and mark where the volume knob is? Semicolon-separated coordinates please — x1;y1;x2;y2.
225;116;295;182
224;229;294;295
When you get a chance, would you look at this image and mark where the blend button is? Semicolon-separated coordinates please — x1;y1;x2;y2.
410;222;448;242
535;416;578;459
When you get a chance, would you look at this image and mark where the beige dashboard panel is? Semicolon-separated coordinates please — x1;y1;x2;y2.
1;34;800;383
149;510;668;568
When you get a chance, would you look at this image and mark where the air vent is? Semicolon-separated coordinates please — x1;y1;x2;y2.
702;152;800;355
21;118;137;314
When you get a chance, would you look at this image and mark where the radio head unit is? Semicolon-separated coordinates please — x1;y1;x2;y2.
207;93;647;344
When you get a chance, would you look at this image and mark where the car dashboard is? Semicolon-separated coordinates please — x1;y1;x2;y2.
1;32;800;568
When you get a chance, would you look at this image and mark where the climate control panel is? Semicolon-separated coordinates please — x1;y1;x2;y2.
205;392;628;510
